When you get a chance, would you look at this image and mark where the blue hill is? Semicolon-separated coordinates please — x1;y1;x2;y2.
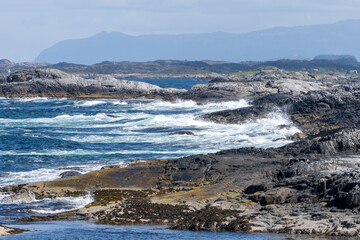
35;20;360;64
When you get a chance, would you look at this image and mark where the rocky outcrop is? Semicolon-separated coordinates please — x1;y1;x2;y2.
182;69;326;101
319;169;360;209
182;81;277;100
170;207;251;232
59;171;82;179
200;85;360;139
6;68;70;83
169;131;195;136
0;69;186;99
3;125;360;236
3;68;360;237
0;224;26;236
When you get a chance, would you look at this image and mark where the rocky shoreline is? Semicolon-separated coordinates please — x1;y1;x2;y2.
0;69;186;100
0;224;26;236
2;68;360;237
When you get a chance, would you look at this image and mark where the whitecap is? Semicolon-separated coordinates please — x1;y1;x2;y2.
75;100;107;107
111;100;128;106
15;97;50;102
0;149;208;157
130;99;249;113
0;164;104;187
30;194;94;214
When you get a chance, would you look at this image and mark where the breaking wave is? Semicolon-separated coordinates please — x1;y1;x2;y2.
0;98;300;186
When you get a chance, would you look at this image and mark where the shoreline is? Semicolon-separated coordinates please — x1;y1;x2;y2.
0;224;26;236
2;68;360;237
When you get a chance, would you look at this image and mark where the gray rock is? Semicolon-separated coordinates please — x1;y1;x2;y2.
59;171;82;179
182;70;326;101
0;69;186;98
7;69;70;83
169;131;195;136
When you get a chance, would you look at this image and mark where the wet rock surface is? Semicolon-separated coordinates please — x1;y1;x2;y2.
169;131;196;136
59;171;82;179
3;69;360;237
182;69;326;101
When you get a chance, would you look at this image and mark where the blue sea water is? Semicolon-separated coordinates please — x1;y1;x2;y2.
3;221;314;240
124;78;209;90
0;79;306;239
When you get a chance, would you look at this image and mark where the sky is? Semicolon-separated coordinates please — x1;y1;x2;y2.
1;0;360;62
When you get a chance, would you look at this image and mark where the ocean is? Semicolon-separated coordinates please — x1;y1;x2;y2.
0;78;321;239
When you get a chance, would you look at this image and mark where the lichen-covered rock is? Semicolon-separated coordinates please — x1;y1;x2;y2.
182;69;326;101
0;69;186;98
6;69;71;83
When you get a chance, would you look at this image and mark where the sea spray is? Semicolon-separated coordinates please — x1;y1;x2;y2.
0;98;299;186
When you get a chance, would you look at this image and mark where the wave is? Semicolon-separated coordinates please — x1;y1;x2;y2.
0;192;94;214
30;194;94;214
111;100;128;106
0;113;122;126
0;99;249;127
0;193;11;202
0;164;103;187
65;110;299;147
75;100;107;107
0;98;300;186
0;149;209;157
130;99;249;113
15;97;51;102
0;190;37;204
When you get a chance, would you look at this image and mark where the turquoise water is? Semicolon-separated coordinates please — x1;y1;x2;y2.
0;79;304;238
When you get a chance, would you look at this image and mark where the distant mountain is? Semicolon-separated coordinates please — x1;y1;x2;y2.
34;20;360;65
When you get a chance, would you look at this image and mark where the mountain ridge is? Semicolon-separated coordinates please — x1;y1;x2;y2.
35;19;360;64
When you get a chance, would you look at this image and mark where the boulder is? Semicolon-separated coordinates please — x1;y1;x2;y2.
59;171;82;179
169;131;195;136
249;187;296;205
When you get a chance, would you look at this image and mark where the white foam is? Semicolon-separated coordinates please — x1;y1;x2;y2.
111;100;128;106
30;194;94;214
15;97;51;102
0;100;248;128
130;99;249;113
0;191;37;204
0;192;94;214
0;164;103;187
0;149;208;157
0;99;301;186
0;113;122;127
0;193;10;202
61;110;299;152
75;100;107;107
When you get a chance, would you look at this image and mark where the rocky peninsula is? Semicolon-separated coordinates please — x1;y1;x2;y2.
2;68;360;237
0;69;185;99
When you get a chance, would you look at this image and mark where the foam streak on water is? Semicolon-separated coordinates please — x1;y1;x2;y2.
0;192;94;215
0;98;299;187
